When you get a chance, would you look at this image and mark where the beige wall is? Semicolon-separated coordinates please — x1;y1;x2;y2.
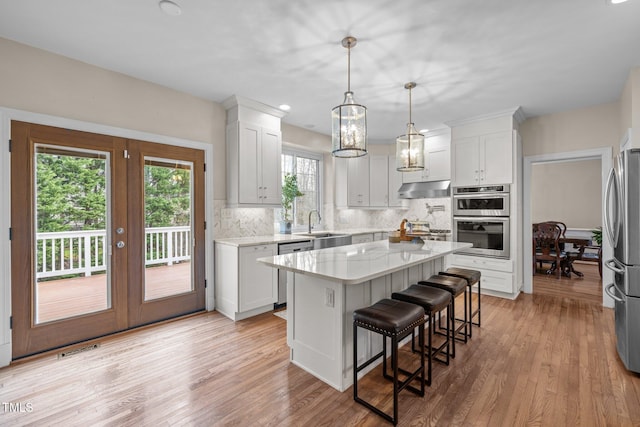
531;160;602;229
520;101;621;157
0;37;228;198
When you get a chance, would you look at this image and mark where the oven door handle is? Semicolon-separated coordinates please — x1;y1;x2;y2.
453;216;509;222
453;194;507;200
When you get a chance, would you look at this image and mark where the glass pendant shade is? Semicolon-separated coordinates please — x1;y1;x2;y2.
396;123;425;171
332;91;367;158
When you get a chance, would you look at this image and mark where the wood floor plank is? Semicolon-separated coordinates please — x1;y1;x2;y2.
2;286;640;426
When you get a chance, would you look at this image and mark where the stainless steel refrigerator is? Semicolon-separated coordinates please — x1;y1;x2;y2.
604;148;640;373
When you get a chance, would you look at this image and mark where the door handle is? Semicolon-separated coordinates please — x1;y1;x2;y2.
605;283;625;303
116;241;125;249
604;258;624;275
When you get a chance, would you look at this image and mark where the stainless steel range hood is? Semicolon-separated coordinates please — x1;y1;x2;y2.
397;180;451;199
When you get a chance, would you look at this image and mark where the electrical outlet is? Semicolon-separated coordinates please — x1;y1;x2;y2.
325;288;334;307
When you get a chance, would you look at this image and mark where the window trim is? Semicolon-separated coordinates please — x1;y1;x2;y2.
280;147;324;232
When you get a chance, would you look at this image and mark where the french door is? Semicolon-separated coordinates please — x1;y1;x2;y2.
10;121;206;358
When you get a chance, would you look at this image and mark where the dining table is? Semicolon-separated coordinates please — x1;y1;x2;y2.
558;237;590;277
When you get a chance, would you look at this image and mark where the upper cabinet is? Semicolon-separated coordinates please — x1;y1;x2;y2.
452;131;513;186
402;128;451;183
224;96;286;208
335;154;407;209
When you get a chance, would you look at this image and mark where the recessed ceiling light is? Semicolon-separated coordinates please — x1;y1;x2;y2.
607;0;628;4
279;104;291;111
159;0;182;16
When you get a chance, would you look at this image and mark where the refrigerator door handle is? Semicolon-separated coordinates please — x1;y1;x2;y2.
605;283;625;303
604;168;620;248
604;258;625;275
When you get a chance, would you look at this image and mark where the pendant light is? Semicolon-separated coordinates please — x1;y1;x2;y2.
332;36;367;158
396;82;425;171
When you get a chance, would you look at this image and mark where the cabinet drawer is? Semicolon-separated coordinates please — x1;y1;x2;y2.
480;269;513;293
449;254;513;273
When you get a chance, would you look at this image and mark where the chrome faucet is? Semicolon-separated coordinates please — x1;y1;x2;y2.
308;209;321;234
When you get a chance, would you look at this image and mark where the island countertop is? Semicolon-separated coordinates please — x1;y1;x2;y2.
257;240;472;285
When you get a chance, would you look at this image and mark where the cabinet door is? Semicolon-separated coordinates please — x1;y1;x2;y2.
388;156;405;207
260;128;282;204
481;131;512;185
425;145;450;181
238;123;261;204
239;245;277;312
369;155;388;207
452;136;480;186
347;156;370;207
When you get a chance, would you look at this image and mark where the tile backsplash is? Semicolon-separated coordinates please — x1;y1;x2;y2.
213;198;452;239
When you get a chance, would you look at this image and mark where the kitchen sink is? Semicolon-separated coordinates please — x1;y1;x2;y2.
296;232;352;249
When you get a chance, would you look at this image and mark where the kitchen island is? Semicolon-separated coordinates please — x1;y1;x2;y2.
257;239;472;392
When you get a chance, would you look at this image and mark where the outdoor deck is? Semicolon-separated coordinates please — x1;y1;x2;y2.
36;262;192;323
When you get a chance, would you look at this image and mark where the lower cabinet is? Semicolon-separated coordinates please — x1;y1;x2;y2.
215;242;277;320
447;254;515;296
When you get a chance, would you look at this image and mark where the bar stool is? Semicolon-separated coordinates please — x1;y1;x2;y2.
439;267;481;337
418;274;469;358
391;284;452;386
353;298;426;425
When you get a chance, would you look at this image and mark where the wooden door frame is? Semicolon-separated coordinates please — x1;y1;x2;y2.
0;107;215;367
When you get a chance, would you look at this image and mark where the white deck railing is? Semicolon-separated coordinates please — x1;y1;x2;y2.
36;226;191;280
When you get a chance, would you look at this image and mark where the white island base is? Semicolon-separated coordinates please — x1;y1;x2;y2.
259;240;472;392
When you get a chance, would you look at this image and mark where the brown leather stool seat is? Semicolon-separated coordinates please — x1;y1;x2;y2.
391;285;452;386
353;299;426;425
418;274;469;358
440;267;482;337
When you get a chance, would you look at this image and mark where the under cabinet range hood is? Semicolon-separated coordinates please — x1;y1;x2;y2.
397;180;451;199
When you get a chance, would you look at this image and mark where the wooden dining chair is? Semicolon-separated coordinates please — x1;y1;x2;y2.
533;222;566;279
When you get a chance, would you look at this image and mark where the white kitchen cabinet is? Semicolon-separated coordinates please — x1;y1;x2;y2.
452;131;512;186
402;130;451;183
215;242;277;321
335;155;407;209
347;156;370;207
369;155;389;207
224;95;285;208
228;122;282;206
352;233;374;244
388;156;405;207
447;253;515;295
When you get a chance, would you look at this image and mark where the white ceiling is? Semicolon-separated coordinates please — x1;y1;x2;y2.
1;0;639;142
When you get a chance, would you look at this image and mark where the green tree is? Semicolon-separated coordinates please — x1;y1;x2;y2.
144;165;191;227
36;153;106;232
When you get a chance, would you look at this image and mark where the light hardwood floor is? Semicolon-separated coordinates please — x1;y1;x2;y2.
533;261;602;304
1;282;639;426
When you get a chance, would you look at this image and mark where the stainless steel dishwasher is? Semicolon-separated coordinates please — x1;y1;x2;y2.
276;240;313;307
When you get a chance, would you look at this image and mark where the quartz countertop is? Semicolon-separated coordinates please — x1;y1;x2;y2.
257;240;472;285
214;228;394;247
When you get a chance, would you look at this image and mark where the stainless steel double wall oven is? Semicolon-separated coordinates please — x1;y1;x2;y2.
453;184;510;259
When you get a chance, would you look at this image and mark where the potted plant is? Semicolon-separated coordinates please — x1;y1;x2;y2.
280;173;303;234
591;226;602;246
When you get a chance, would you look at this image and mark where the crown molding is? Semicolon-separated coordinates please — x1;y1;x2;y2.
424;127;451;137
444;106;525;128
222;95;288;118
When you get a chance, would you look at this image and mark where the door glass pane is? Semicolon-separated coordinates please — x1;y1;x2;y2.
34;145;110;324
143;158;193;301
